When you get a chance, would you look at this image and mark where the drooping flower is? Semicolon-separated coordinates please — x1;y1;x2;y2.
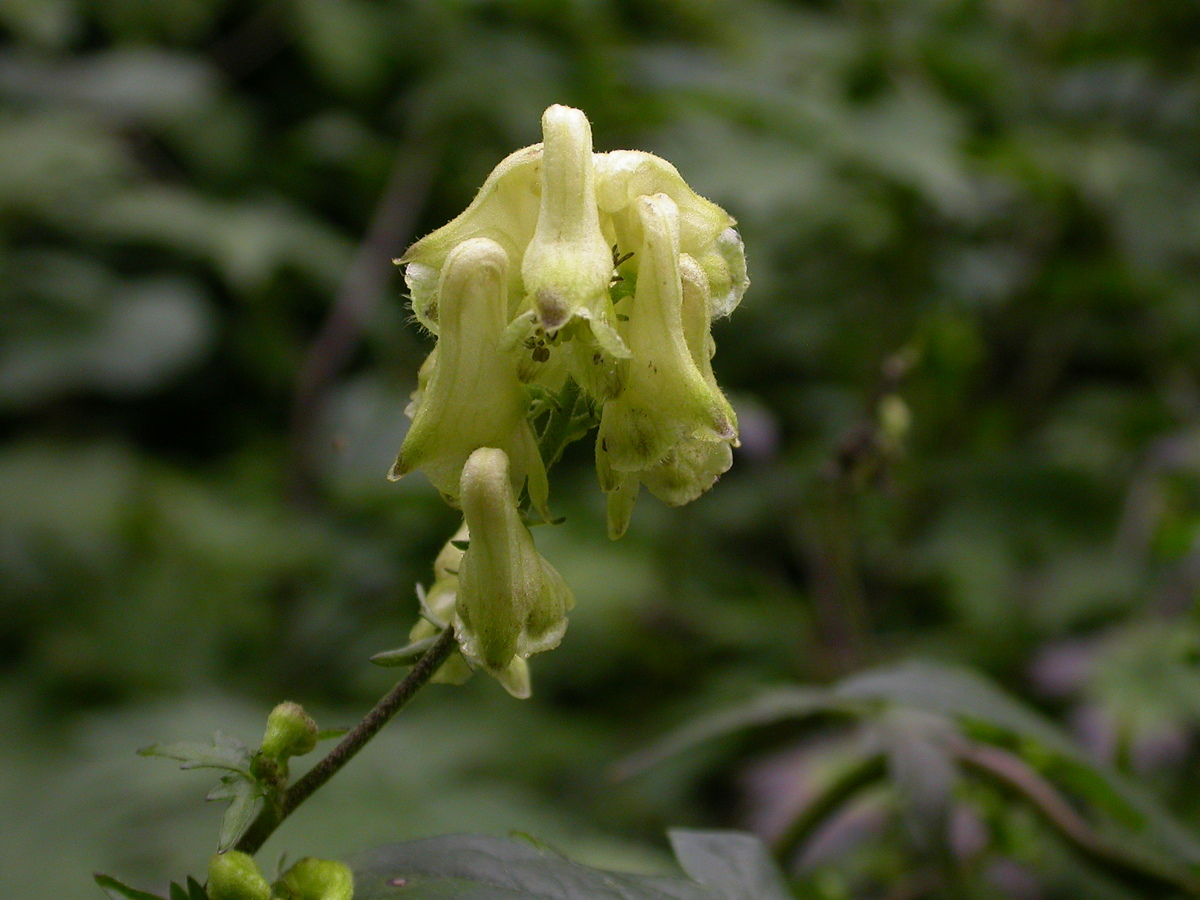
454;447;573;676
595;150;749;318
596;193;736;478
598;246;739;538
514;104;629;400
407;522;531;697
398;144;541;333
389;237;548;517
392;102;748;565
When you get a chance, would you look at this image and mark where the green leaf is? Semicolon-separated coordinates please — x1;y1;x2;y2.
317;728;348;741
138;732;252;777
352;833;722;900
834;662;1075;756
871;710;957;850
186;876;208;900
94;873;166;900
168;883;189;900
668;830;792;900
615;686;852;777
370;635;440;667
838;661;1200;865
217;776;263;852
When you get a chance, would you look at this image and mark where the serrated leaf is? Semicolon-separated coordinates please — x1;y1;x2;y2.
668;830;792;900
835;662;1074;756
93;873;166;900
217;777;263;852
352;834;717;900
138;737;252;777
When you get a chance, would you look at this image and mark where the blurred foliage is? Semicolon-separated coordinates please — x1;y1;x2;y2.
6;0;1200;897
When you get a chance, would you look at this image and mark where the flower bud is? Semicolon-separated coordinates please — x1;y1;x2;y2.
521;105;629;399
596;194;736;477
455;447;573;674
274;858;354;900
390;238;549;517
207;851;270;900
260;701;318;761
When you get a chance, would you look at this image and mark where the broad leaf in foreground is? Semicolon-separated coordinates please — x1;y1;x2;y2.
668;830;792;900
352;831;792;900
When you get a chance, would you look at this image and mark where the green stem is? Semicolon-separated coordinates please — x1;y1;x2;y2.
234;627;459;856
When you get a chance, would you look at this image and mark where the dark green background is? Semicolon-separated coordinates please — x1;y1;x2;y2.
5;1;1200;897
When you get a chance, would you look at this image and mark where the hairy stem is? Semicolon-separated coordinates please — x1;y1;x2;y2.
235;627;459;855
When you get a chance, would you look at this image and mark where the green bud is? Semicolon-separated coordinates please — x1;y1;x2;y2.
390;237;549;518
261;702;318;761
455;447;574;676
207;851;270;900
596;194;736;478
274;858;354;900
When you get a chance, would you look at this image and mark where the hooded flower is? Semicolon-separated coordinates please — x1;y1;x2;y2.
596;194;736;481
455;447;573;676
599;251;738;538
389;237;549;517
399;144;541;332
515;104;629;400
408;522;531;697
392;102;746;556
595;150;749;319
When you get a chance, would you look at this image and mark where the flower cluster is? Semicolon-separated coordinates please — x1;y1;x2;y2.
388;105;746;691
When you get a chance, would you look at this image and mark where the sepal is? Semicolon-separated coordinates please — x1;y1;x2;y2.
399;145;541;331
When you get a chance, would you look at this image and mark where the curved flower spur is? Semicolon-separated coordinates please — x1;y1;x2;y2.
387;104;747;694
